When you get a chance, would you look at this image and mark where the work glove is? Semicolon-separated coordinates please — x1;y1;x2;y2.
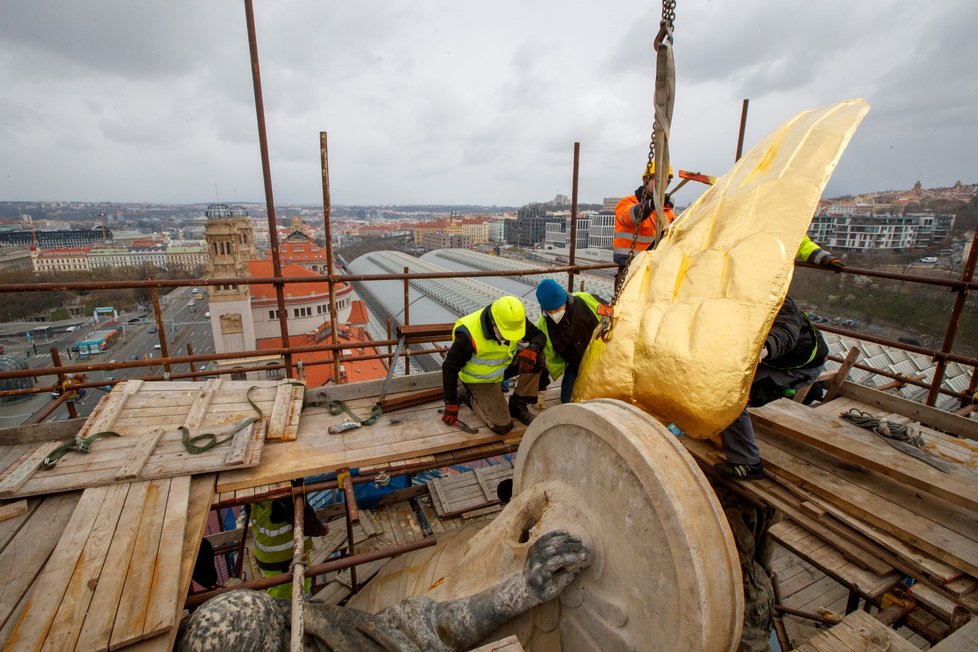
663;193;673;209
826;257;845;271
759;346;769;362
442;403;459;426
640;197;656;221
516;348;539;374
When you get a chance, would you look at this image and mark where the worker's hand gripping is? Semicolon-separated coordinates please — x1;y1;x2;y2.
441;403;460;426
516;346;539;374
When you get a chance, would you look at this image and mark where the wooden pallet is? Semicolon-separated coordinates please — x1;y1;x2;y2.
0;379;302;499
428;462;513;517
790;610;919;651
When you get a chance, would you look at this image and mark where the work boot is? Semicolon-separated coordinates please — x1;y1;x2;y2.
457;386;472;409
508;395;535;426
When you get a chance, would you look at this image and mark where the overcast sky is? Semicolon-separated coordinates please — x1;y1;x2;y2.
1;1;975;207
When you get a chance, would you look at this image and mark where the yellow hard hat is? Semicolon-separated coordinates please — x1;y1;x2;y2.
644;161;674;178
490;296;526;342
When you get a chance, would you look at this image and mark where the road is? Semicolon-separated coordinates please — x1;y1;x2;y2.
0;288;215;425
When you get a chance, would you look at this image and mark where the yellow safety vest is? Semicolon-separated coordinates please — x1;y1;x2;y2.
453;309;518;384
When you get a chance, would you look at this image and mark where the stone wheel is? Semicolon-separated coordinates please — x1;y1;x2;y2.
347;399;742;650
511;399;742;651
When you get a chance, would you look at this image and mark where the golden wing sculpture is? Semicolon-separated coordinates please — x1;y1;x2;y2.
573;98;870;438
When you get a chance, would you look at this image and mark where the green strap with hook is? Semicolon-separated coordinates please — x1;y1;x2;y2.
181;381;306;455
327;400;382;426
42;431;122;470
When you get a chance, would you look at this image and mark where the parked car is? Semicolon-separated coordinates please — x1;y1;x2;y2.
204;311;211;318
149;327;157;333
920;256;938;263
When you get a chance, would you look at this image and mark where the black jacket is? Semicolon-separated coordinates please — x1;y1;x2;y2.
542;292;606;372
762;297;828;370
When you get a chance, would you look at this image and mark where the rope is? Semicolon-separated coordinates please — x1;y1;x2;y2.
839;408;921;446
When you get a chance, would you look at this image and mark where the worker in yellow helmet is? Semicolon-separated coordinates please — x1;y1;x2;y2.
442;296;547;433
613;161;677;290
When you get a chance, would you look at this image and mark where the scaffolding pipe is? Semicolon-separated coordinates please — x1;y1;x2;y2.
567;141;580;293
244;0;293;380
290;491;306;651
184;536;437;608
320;131;342;385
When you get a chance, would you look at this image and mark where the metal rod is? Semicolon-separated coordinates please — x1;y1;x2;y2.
402;266;410;376
0;263;620;293
50;348;78;420
774;604;842;625
926;226;978;405
187;343;197;378
185;535;437;608
340;471;360;592
244;0;293;380
320;131;342;385
568;141;580;292
735;98;749;161
150;284;171;374
232;506;250;580
290;491;306;651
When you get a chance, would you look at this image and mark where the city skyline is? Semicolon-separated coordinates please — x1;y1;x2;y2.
1;2;976;207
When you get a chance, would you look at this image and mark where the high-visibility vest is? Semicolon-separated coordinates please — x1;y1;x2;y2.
613;195;676;260
536;292;601;380
251;500;311;571
453;309;518;384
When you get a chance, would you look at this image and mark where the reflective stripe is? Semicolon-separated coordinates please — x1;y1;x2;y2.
254;538;295;554
453;309;518;385
470;354;509;366
463;367;506;380
255;522;293;538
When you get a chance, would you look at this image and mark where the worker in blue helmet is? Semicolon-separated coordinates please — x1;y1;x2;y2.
534;279;608;404
442;296;547;433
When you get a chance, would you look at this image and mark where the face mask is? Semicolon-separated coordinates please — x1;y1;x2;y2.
492;325;508;344
548;308;566;324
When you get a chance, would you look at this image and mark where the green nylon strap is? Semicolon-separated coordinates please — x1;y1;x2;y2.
181;381;306;455
327;399;382;426
42;430;122;470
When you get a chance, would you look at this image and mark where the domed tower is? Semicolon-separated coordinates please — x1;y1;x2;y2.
204;203;258;354
0;354;34;403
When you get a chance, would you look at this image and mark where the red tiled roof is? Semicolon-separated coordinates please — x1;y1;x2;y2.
347;299;368;325
255;325;388;387
247;260;330;300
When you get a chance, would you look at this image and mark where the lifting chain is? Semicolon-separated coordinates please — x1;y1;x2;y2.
599;0;677;342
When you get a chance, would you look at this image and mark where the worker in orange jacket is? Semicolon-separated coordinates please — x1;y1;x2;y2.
613;161;677;291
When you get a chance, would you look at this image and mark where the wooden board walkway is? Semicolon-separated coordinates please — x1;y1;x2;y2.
215;387;557;493
0;379;302;499
0;474;214;651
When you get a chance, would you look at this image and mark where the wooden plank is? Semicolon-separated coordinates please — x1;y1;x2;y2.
756;428;978;577
223;423;257;466
110;478;171;649
115;429;166;480
0;418;86;445
0;500;28;523
0;493;80;637
217;401;526;492
0;498;40;553
74;481;151;652
142;475;191;638
265;383;294;441
304;371;442;406
0;442;66;497
752;400;978;513
838;380;978;442
283;384;305;441
932;617;978;651
3;486;110;651
182;378;222;430
41;483;130;652
823;347;861;402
